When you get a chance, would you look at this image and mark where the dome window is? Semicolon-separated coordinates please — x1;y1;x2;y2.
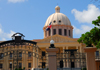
53;20;56;23
59;20;61;23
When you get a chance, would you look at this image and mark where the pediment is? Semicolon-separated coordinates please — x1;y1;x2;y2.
38;35;77;43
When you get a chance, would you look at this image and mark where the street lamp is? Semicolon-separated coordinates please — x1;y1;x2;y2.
49;40;55;48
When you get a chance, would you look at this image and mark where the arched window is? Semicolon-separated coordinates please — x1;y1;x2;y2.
64;29;67;36
53;29;56;35
69;30;70;36
59;29;62;35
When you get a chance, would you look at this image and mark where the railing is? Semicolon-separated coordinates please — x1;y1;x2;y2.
95;56;100;59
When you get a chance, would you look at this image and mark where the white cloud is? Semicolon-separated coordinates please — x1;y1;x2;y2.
2;38;6;41
8;0;28;3
72;4;100;23
0;24;15;41
73;25;93;35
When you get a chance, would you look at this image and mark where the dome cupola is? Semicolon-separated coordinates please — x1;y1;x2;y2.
55;6;60;13
43;6;73;38
44;5;71;27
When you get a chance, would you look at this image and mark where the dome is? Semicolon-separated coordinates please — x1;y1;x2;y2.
44;6;71;27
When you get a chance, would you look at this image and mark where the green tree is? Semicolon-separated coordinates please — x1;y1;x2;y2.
77;16;100;49
15;67;25;70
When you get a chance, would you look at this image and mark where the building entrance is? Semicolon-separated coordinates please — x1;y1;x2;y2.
71;62;74;68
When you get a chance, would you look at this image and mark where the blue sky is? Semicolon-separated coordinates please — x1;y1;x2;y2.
0;0;100;41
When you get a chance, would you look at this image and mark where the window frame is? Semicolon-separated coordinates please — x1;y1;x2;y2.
64;29;67;36
19;63;22;68
53;29;56;35
28;52;31;57
19;52;22;57
28;63;31;68
9;63;12;68
59;29;62;35
0;64;2;68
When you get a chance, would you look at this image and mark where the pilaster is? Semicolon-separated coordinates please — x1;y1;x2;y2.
46;48;59;70
63;47;65;68
84;47;97;70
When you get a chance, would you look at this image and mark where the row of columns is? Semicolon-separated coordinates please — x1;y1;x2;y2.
62;46;82;68
44;27;73;38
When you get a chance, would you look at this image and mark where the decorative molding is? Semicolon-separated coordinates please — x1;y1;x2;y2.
39;35;76;43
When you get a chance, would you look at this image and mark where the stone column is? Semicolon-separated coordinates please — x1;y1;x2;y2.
47;31;49;37
46;48;59;70
71;28;73;38
76;46;80;68
84;47;97;70
33;48;35;69
66;46;69;68
80;46;83;68
37;47;38;69
62;28;64;36
56;27;58;35
23;51;25;68
67;29;69;37
44;30;46;38
51;27;53;36
80;46;82;53
63;47;65;68
76;46;78;52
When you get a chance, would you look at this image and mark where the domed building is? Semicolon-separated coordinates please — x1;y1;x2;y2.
0;6;99;70
43;6;73;38
36;5;87;69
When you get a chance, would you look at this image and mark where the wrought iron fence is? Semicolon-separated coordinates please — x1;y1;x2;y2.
56;52;86;69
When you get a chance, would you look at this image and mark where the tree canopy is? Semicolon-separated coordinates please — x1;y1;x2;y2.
77;16;100;49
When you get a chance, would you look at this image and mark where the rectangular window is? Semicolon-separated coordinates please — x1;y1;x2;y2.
0;53;3;59
0;64;2;68
69;30;70;36
28;52;31;57
19;52;22;57
96;51;99;56
64;29;67;36
70;51;74;56
53;29;56;35
10;53;12;57
9;63;12;68
19;63;22;68
28;63;31;68
59;29;62;35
